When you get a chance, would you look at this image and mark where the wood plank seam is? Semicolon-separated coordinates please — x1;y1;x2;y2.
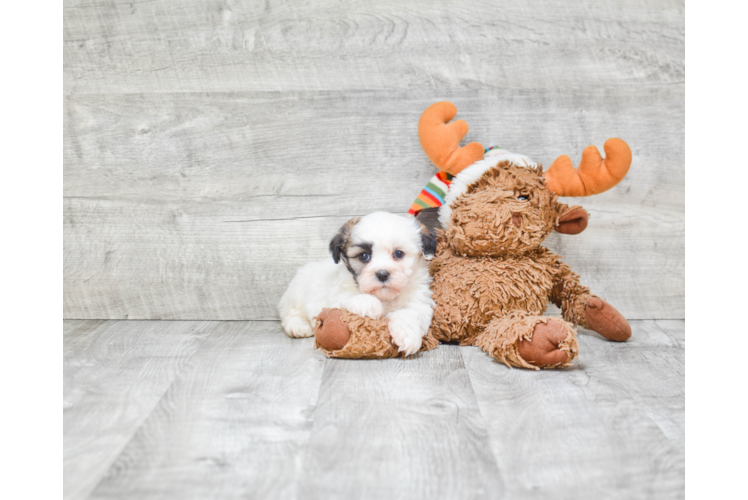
75;321;224;500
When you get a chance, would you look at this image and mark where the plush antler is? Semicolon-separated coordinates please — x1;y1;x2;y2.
418;101;484;176
545;138;632;197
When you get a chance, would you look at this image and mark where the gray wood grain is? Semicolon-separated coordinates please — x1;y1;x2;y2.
64;90;683;211
63;320;218;500
462;320;685;500
297;346;504;500
64;319;684;500
64;319;108;337
64;88;683;320
63;198;682;320
63;0;683;94
87;321;326;500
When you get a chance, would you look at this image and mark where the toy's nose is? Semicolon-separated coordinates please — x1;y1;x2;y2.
512;212;522;228
376;270;390;283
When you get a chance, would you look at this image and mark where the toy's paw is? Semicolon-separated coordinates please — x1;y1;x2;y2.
518;320;573;367
387;311;424;357
341;294;383;319
585;297;632;342
314;309;351;351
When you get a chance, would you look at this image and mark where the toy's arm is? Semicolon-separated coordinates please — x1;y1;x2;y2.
314;305;439;359
548;252;632;342
548;254;591;326
314;276;437;358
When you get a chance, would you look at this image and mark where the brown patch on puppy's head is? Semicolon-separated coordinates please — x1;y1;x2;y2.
446;161;587;257
329;217;360;273
419;223;438;260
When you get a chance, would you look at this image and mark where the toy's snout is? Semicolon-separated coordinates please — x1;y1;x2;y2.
555;206;588;235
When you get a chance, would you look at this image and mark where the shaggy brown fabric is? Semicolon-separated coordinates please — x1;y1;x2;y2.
446;162;559;257
473;314;579;370
315;309;439;359
428;242;591;343
549;262;591;327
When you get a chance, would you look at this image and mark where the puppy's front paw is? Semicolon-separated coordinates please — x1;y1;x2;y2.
283;317;314;338
340;294;384;319
387;313;424;357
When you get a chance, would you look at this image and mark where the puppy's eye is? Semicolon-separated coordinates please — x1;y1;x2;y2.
359;253;371;263
393;250;404;259
517;194;529;201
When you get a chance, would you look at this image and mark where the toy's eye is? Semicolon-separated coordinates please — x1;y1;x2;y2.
359;253;371;263
393;250;405;259
518;194;529;201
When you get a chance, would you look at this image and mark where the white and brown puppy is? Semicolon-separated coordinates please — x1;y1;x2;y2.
278;211;436;356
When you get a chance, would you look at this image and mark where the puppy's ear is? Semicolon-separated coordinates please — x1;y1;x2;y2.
329;233;346;264
420;226;438;260
329;217;360;264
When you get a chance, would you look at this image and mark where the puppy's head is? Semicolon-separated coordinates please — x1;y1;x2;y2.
329;212;436;301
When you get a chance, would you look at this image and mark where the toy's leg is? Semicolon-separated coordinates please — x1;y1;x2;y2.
472;314;579;370
583;297;632;342
565;294;632;342
313;308;439;359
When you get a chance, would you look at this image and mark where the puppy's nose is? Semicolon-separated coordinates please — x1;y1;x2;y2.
375;270;390;283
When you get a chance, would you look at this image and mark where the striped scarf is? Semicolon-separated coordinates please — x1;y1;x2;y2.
407;171;454;215
408;146;500;216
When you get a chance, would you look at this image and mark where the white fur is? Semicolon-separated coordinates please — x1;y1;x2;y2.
340;294;383;319
438;148;538;227
278;211;435;356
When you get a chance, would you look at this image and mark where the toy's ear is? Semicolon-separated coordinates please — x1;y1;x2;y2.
329;217;360;263
555;206;588;235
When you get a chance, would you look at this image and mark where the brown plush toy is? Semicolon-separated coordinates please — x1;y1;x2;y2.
315;102;632;369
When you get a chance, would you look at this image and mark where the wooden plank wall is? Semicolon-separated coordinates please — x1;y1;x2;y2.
63;0;684;320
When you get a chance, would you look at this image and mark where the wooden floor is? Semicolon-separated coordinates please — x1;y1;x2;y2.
64;319;685;500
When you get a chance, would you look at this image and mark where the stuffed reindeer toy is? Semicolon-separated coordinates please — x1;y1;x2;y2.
314;102;632;369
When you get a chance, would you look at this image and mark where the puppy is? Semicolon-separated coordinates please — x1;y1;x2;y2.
278;211;437;356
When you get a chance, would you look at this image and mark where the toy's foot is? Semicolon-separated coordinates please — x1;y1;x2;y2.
518;319;574;367
474;315;579;370
585;297;632;342
314;308;351;351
